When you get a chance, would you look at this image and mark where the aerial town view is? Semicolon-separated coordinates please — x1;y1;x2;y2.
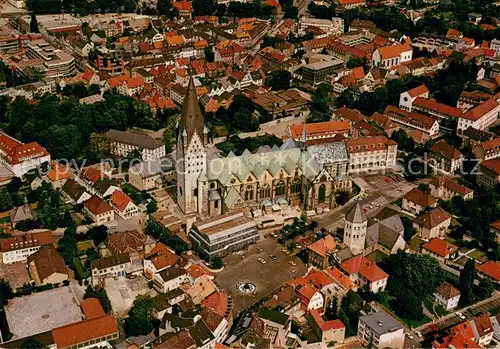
0;0;499;348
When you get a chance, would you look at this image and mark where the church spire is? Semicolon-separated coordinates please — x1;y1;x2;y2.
178;77;205;142
300;122;307;149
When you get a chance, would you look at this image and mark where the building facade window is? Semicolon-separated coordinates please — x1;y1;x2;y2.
275;180;286;196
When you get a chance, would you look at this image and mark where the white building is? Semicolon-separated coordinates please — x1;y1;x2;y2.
434;282;460;311
457;99;499;135
107;129;166;161
384;106;440;137
399;85;429;111
0;131;51;177
346;136;398;173
0;231;54;264
91;254;131;286
153;266;188;293
109;190;139;219
372;42;413;69
343;202;368;255
358;312;405;349
489;38;500;57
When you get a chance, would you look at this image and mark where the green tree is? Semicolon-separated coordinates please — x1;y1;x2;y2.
233;108;258;132
157;0;176;17
0;279;13;307
30;13;39;33
58;225;78;266
204;47;214;62
401;216;417;241
85;225;109;247
265;70;292;91
84;285;112;313
459;258;476;305
335;190;349;206
125;296;155;336
283;5;298;19
0;187;13;212
475;277;495;300
146;200;157;214
346;57;366;69
20;336;47;349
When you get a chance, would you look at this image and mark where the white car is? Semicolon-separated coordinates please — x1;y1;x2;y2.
405;332;414;340
258;258;266;264
289;261;297;267
456;312;466;320
414;330;422;338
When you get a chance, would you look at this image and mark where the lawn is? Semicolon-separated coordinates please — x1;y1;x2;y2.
423;298;449;317
468;249;486;260
377;294;431;329
409;236;423;252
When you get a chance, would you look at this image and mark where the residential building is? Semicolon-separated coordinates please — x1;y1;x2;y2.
143;242;179;278
346;136;398;173
46;161;72;189
422;238;458;262
152;266;188;293
402;188;437;215
83;195;115;225
128;159;164;191
490;38;500;56
296;284;324;311
472;137;500;161
307;235;336;268
257;308;291;347
186;274;217;304
478;158;500;189
109;190;139;219
429;176;474;201
429;140;463;173
308;309;346;344
189;211;259;259
364;211;406;257
299;17;344;37
9;204;35;228
357;312;405;349
27;244;68;286
0;130;51;177
457;90;492;112
0;231;53;264
107;129;166;160
399;85;430;111
476;261;500;284
434;281;460;311
153;289;186;320
340;255;388;293
107;230;145;258
91;254;131;286
384;106;439;137
288;120;350;145
457;99;500;135
61;179;91;204
413;206;451;240
470;315;495;346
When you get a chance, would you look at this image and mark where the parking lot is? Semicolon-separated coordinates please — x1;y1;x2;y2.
0;261;31;289
214;236;307;311
104;274;156;315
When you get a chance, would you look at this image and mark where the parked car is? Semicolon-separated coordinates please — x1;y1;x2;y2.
269;255;277;260
414;330;422;338
289;261;297;267
258;258;267;264
456;312;466;320
405;332;414;340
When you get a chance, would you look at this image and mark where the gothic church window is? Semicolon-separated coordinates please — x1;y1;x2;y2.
290;178;301;193
260;184;271;198
275;180;285;196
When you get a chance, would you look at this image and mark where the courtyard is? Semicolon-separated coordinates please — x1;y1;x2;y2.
0;261;31;289
104;274;156;315
214;236;307;311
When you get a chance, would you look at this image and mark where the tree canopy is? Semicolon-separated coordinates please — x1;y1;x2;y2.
125;296;155;336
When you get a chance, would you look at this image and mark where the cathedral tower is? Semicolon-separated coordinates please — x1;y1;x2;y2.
177;77;208;215
343;202;368;255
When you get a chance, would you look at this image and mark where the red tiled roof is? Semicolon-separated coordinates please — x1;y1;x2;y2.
462;99;499;121
81;167;107;184
107;230;144;254
297;285;317;300
146;242;179;270
187;264;213;279
429;176;472;197
325;267;354;289
435;281;460;299
433;332;477;349
290;120;350;139
431;140;462;160
413;97;463;118
476;261;500;281
477;137;500;154
473;314;494;337
338;0;365;4
202;290;228;317
384;105;438;130
307;235;336;257
310;309;345;332
82;71;94;81
84;195;113;215
1;231;53;253
0;131;49;166
47;161;71;182
341;255;388;282
109;190;132;213
346;136;394;154
80;298;105;319
52;314;118;348
491;219;500;231
480;158;500;175
446;29;462;39
126;76;144;89
352;66;365;80
423;238;457;257
305;269;335;289
403;188;437;207
407;85;429;98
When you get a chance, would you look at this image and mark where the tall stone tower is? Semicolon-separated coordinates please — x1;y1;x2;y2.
343;202;368;255
176;77;208;216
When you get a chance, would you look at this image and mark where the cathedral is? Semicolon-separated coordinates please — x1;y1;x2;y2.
176;78;352;218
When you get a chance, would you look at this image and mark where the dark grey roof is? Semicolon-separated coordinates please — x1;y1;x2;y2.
160;312;193;330
9;205;35;223
178;77;205;142
90;254;130;270
62;179;86;201
158;266;186;282
360;312;402;335
258;308;289;326
107;129;164;150
154;289;185;311
345;202;367;224
188;320;215;347
366;223;402;250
